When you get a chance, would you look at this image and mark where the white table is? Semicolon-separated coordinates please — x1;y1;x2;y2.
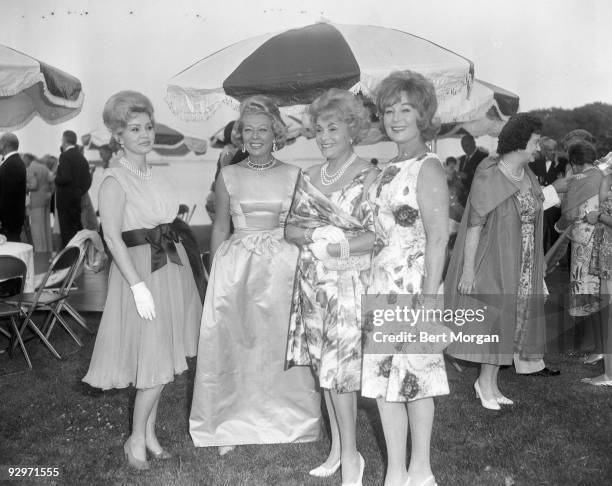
0;242;35;293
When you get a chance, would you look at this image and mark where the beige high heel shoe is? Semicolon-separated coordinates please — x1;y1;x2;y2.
123;438;150;471
146;446;172;460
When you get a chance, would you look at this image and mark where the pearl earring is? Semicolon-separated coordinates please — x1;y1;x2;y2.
272;140;277;152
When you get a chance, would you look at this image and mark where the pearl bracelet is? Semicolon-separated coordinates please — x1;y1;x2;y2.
339;238;350;260
304;227;314;243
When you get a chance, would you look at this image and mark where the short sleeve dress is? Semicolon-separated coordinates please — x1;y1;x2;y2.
83;166;202;390
362;154;450;402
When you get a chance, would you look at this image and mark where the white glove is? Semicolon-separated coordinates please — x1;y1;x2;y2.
130;282;156;321
312;225;345;244
309;240;331;261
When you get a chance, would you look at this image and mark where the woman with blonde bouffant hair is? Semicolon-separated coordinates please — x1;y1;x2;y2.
189;95;321;455
83;90;204;471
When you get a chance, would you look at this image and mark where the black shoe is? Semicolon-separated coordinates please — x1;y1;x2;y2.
528;367;560;377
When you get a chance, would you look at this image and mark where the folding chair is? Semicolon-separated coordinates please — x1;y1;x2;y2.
13;246;84;355
0;256;42;369
187;204;197;224
42;242;93;335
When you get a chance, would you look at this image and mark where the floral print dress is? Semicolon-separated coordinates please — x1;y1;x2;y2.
361;153;449;402
286;167;378;393
591;196;612;280
567;193;601;316
514;191;538;350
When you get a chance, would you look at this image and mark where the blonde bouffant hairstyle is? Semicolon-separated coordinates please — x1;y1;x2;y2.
375;70;440;142
102;91;155;136
308;88;371;144
234;95;288;150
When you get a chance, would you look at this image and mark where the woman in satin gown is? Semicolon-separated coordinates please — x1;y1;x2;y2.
189;96;320;454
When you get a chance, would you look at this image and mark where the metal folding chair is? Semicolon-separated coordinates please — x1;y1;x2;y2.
13;246;84;355
42;242;92;335
0;256;39;368
187;204;197;223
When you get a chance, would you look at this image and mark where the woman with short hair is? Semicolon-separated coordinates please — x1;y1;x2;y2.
446;113;548;410
83;91;204;470
190;95;321;455
363;70;450;486
285;88;378;485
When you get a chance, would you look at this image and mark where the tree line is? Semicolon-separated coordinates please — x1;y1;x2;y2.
529;102;612;156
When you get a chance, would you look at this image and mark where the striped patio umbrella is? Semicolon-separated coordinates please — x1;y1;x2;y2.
166;21;475;124
82;123;207;157
0;44;84;130
438;79;520;138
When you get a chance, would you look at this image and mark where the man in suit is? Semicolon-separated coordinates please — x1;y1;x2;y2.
458;134;488;204
528;136;564;253
55;130;92;246
0;133;27;242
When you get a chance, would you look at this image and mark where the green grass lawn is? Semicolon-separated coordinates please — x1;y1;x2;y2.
1;312;611;486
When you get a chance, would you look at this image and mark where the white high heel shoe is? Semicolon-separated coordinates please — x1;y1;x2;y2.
495;394;514;405
405;475;438;486
218;445;235;456
474;381;501;410
309;459;341;477
341;453;364;486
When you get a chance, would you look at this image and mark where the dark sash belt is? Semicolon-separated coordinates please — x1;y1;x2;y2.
122;223;183;273
121;219;206;304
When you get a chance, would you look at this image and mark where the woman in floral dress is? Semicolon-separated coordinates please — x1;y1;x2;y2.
362;71;450;486
555;139;602;318
286;89;377;485
446;113;548;411
585;171;612;386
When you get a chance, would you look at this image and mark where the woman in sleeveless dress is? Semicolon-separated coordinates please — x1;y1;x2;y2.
584;171;612;386
83;91;203;470
362;71;449;486
286;89;377;485
189;96;320;454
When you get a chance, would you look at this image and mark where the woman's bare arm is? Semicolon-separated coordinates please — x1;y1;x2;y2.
99;178;141;286
417;158;450;295
210;172;232;257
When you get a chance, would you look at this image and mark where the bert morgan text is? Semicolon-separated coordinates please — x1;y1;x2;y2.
371;331;499;344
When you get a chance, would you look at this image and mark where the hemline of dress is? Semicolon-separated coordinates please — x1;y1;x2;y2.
82;362;192;391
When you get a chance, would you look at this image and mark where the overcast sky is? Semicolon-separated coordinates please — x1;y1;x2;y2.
2;0;612;156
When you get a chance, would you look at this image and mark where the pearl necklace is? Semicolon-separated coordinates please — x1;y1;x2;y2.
320;153;358;186
498;158;524;182
246;157;276;171
119;157;152;180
